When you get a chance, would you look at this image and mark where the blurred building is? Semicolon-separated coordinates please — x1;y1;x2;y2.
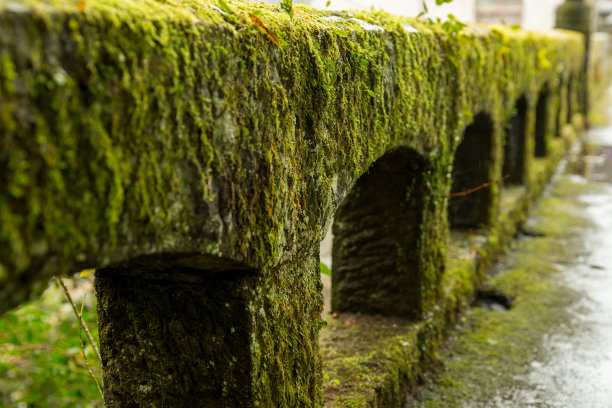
476;0;522;25
252;0;594;33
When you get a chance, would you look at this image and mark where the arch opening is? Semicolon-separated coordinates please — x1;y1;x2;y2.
449;113;495;229
555;92;562;138
535;86;550;158
503;97;527;184
330;147;428;318
95;257;260;406
566;75;574;124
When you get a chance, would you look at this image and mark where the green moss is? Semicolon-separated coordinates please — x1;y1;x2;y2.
0;1;584;309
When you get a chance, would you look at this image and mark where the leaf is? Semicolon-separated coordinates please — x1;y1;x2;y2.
79;268;95;278
280;0;293;19
249;14;282;49
422;0;428;13
461;108;473;122
218;0;233;14
252;9;262;16
320;262;332;276
326;0;331;6
537;48;551;69
335;28;348;37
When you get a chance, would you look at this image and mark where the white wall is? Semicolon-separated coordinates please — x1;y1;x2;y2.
423;0;476;23
522;0;565;31
304;0;420;16
300;0;475;20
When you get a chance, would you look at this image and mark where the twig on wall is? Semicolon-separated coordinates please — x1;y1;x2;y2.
447;175;510;198
56;276;102;363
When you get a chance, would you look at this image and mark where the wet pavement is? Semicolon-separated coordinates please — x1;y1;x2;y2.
412;91;612;407
521;109;612;407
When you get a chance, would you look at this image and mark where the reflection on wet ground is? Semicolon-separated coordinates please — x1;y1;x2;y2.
522;112;612;407
522;189;612;404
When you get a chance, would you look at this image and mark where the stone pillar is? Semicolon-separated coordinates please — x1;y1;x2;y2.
555;0;593;115
95;251;322;407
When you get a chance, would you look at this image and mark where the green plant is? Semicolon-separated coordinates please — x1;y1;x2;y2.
0;277;103;407
320;262;332;277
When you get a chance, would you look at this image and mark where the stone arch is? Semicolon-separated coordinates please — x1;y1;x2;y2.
331;147;429;318
503;96;527;184
449;113;495;229
535;85;550;157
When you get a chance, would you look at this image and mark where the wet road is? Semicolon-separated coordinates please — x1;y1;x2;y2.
413;93;612;407
522;113;612;407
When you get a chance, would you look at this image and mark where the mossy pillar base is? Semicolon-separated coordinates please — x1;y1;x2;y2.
95;252;322;407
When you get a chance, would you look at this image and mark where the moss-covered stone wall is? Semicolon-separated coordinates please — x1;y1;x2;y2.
0;0;585;406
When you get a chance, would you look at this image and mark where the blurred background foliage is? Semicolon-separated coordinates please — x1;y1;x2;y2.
0;276;103;407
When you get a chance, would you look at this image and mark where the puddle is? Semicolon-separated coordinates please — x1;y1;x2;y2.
472;289;515;311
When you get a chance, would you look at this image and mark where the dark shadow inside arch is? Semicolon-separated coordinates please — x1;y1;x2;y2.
95;255;257;406
503;97;527;184
555;90;562;138
331;147;427;318
535;85;550;158
449;113;494;229
566;75;574;124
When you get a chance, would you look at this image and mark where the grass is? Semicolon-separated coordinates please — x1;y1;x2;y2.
0;276;103;408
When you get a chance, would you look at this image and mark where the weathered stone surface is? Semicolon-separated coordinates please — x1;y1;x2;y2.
0;1;584;312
